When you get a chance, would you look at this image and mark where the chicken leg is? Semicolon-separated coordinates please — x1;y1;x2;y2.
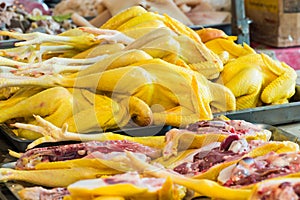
12;115;165;150
0;87;73;139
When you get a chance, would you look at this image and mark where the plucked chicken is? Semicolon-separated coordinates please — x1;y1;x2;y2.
0;6;297;140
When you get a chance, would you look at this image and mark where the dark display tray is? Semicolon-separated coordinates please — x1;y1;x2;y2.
0;40;22;49
214;85;300;126
0;124;32;152
216;101;300;126
190;23;232;35
258;123;300;145
0;123;172;152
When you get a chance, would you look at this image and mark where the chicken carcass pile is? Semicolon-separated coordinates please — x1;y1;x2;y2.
0;6;296;141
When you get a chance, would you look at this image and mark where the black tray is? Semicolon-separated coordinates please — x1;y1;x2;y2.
214;85;300;126
0;123;172;152
257;123;300;145
0;40;22;49
190;23;232;35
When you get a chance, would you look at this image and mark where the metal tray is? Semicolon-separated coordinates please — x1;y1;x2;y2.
0;123;172;152
190;23;232;35
0;40;22;49
0;123;299;200
257;123;300;145
214;85;300;126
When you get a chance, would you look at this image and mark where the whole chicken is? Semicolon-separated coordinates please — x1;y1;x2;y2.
218;53;297;109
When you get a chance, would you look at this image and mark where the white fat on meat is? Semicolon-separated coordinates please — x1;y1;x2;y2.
271;156;290;168
228;138;249;153
218;157;256;184
68;171;166;193
217;164;235;184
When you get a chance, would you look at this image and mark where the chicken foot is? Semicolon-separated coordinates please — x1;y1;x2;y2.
0;49;153;88
12;115;165;150
0;29;96;49
0;56;28;67
11;55;109;76
79;27;135;45
0;45;74;63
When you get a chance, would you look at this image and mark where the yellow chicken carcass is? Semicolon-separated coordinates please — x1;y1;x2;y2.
66;90;153;133
218;53;297;109
98;6;224;79
128;59;235;119
0;50;157;137
0;7;234;136
123;27;223;79
0;86;153;139
81;26;223;80
0;56;235;128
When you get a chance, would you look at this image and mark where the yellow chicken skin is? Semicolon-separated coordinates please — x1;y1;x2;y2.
0;87;73;139
0;87;154;139
0;8;227;134
196;28;256;64
99;6;224;79
217;53;297;110
83;26;223;80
